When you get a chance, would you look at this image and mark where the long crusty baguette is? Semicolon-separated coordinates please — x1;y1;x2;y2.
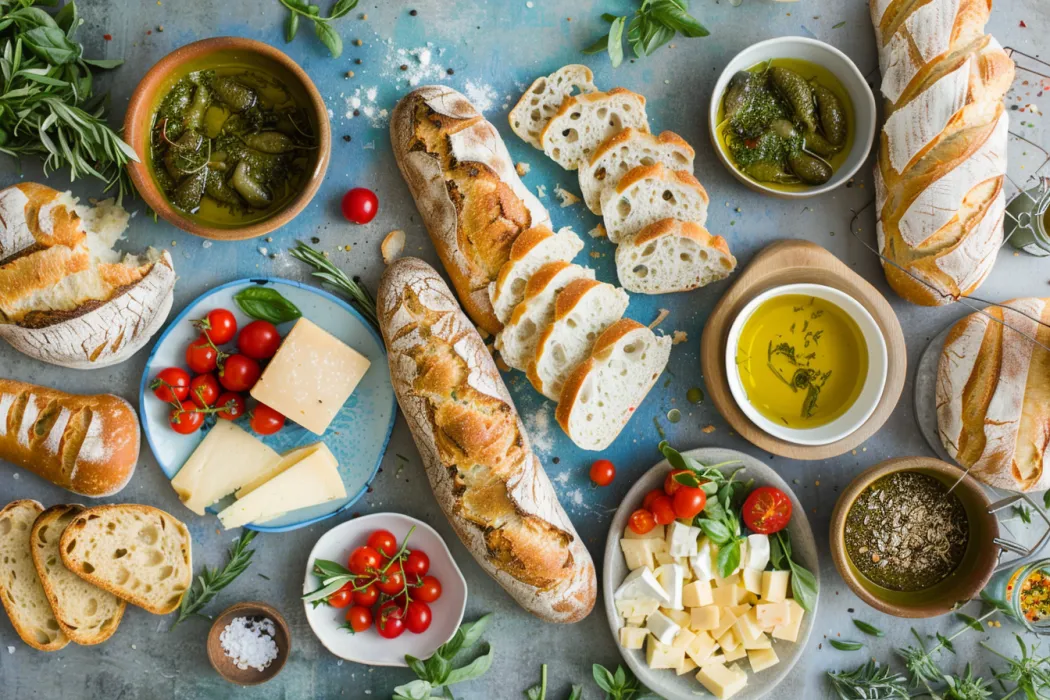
936;297;1050;491
378;257;596;623
871;0;1014;306
0;378;139;497
391;86;552;335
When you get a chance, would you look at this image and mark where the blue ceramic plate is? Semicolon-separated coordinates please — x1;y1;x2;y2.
139;278;395;532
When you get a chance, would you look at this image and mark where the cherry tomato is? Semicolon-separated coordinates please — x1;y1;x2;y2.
664;469;692;496
376;601;405;639
352;583;379;607
189;373;220;408
673;486;707;520
348;546;382;576
650;495;676;526
328;583;353;609
414;575;442;603
199;308;237;344
367;530;399;558
376;564;406;596
220;354;261;392
168;401;204;434
237;320;281;360
628;509;657;535
405;601;432;634
341;187;379;224
249;403;286;435
742;486;793;535
589;459;616;487
642;489;665;511
346;605;373;633
214;392;246;420
403;550;430;581
186;334;219;374
151;367;190;403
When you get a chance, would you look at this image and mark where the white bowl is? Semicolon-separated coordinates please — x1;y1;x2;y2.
708;36;877;198
302;513;467;666
725;283;888;445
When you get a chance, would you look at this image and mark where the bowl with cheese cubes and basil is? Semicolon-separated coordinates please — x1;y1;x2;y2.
603;444;818;700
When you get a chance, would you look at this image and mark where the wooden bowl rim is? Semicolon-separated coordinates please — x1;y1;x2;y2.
206;600;291;685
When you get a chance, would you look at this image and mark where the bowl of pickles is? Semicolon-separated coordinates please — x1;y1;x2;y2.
708;37;876;198
125;37;331;240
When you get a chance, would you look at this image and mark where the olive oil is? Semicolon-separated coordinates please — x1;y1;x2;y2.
735;294;867;428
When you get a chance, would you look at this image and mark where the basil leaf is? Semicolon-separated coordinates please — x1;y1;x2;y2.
703;498;726;521
405;654;427;679
673;471;700;488
607;15;625;68
234;287;302;324
789;560;818;612
330;0;359;19
700;481;718;496
444;644;493;685
314;20;342;58
425;651;452;685
769;534;786;570
580;33;609;55
54;1;77;34
392;680;432;700
24;25;79;64
436;627;465;659
697;518;730;544
592;664;616;692
830;639;863;651
716;538;741;578
853;620;885;637
301;574;352;602
458;613;492;650
285;11;299;42
312;558;353;578
650;2;710;38
640;22;674;56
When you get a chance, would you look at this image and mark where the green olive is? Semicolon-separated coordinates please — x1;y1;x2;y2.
769;118;798;141
241;131;297;154
723;71;761;120
173;169;207;212
211;76;257;112
231;161;273;209
788;151;833;185
163;131;206;179
183;84;210;132
744;160;797;184
801;128;843;158
813;83;848;147
204;168;242;205
769;67;818;132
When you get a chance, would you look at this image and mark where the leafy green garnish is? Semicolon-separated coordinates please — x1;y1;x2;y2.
853;619;885;637
591;664;654;700
393;614;495;700
828;660;910;700
830;639;864;651
583;0;709;67
290;241;379;331
172;530;257;629
278;0;358;58
234;287;302;325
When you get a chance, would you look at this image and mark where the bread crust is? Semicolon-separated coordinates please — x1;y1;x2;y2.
614;163;709;204
525;278;602;394
586;129;694;168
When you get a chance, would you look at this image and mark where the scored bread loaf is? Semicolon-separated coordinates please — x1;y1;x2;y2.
59;505;193;615
540;88;650;170
30;504;126;645
510;64;597;149
600;163;710;244
488;226;584;325
0;378;139;497
378;257;596;623
615;219;737;294
391;86;552;334
871;0;1014;306
0;500;68;651
936;297;1050;491
578;129;695;214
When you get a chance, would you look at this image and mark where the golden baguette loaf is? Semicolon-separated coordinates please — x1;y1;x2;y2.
936;298;1050;491
871;0;1014;305
377;257;596;623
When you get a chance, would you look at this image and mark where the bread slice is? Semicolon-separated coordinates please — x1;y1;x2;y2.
527;279;630;400
615;219;737;294
0;500;68;651
540;88;649;170
488;226;583;325
59;504;192;615
31;505;126;645
510;65;598;149
579;129;695;214
495;261;594;371
556;320;672;451
600;163;710;244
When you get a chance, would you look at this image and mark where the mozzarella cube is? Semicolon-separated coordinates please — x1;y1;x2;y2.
675;655;699;676
742;632;772;650
667;521;695;558
615;567;671;605
646;636;684;670
710;608;738;639
624;524;665;540
711;583;742;608
690;605;720;632
683;579;714;608
656;563;686;610
772;599;805;642
717;628;740;652
696;662;748;699
743;568;763;595
646;610;681;645
690;539;717;581
755;601;791;629
672;627;697;651
620;539;656;571
734;609;764;643
761;570;790;603
747;647;780;673
745;534;770;570
661;607;691;628
619;626;647;650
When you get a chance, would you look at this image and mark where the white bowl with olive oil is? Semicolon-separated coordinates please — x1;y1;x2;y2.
725;283;887;445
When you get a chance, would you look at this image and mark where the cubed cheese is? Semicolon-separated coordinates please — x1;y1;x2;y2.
626;614;647;627
696;662;748;699
710;608;738;639
654;550;675;567
661;607;691;628
685;631;719;665
742;632;772;650
690;538;716;581
619;626;647;650
656;563;686;610
742;567;763;595
715;572;741;588
728;603;752;618
772;599;805;642
711;583;742;608
683;579;714;608
667;521;694;558
624;524;665;540
646;610;681;645
646;636;684;670
675;655;699;676
761;570;790;603
690;605;720;632
615;598;660;619
734;609;764;643
723;643;748;662
615;567;670;605
620;538;656;571
745;534;770;570
672;627;697;651
755;601;791;629
717;628;740;652
747;647;780;672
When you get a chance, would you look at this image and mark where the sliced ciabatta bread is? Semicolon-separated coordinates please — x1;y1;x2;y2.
556;320;671;451
540;88;649;170
488;226;583;325
615;219;737;294
527;279;630;400
31;505;125;645
600;163;710;244
0;500;68;651
578;129;695;214
59;504;192;615
510;65;597;149
496;261;595;371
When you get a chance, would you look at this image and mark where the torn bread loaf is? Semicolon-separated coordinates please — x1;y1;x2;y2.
510;64;597;149
615;219;737;294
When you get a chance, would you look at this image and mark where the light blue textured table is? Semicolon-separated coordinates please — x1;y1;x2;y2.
1;0;1048;697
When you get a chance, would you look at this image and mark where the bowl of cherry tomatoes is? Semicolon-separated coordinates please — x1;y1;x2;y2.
302;512;467;666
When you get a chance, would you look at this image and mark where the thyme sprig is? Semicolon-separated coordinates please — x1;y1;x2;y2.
172;530;257;629
290;241;379;331
828;660;910;699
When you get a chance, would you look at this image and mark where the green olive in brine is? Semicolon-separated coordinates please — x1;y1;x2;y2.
769;67;818;132
813;82;847;147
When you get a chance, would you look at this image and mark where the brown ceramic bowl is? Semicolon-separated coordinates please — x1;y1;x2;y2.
830;456;1000;618
207;601;290;685
124;37;330;240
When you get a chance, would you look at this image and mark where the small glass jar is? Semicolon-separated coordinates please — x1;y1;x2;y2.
984;558;1050;634
1006;178;1050;257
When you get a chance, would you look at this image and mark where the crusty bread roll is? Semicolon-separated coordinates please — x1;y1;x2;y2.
936;297;1050;491
0;378;139;496
871;0;1015;306
378;257;596;623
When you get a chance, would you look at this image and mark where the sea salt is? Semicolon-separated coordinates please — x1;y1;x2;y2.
464;81;498;113
524;403;554;454
220;616;279;672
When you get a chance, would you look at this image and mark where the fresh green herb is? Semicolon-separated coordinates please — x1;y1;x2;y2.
828;660;910;700
830;640;864;651
304;526;417;611
567;686;583;700
591;664;653;700
832;21;846;28
393;615;495;700
290;241;379;330
1013;505;1033;524
172;530;257;629
234;287;303;324
1043;490;1050;511
525;664;547;700
852;619;885;637
773;530;818;612
278;0;358;58
982;634;1050;699
583;0;709;67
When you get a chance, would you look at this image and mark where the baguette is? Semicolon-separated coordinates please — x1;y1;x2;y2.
488;226;583;325
378;257;596;623
509;64;597;149
539;88;650;170
615;219;736;294
600;163;709;244
578;129;695;214
0;378;139;497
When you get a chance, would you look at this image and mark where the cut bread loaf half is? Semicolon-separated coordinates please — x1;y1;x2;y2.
496;261;594;371
556;320;671;451
615;219;737;294
30;505;126;645
527;279;630;400
59;504;192;615
540;88;649;170
579;129;695;214
0;500;68;651
600;163;709;244
510;64;597;149
488;226;584;325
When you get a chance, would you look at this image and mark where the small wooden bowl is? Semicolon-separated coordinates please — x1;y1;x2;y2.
124;37;331;241
207;601;291;685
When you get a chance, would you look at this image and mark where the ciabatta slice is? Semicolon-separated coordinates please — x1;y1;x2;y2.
510;65;597;149
578;129;695;214
540;88;649;170
615;219;737;294
527;279;630;400
556;320;671;451
488;226;583;325
601;163;709;244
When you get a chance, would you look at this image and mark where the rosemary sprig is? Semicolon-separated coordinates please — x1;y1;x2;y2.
827;660;909;699
982;635;1050;699
171;530;257;629
290;241;379;330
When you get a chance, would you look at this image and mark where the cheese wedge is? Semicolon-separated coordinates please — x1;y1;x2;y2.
236;443;327;498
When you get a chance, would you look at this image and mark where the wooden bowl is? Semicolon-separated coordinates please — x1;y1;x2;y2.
830;457;1000;618
207;601;291;685
124;37;331;240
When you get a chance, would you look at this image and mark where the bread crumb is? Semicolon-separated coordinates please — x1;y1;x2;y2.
381;229;405;264
672;330;688;345
515;161;531;176
588;223;607;239
535;184;547;199
589;250;602;258
649;308;670;329
553;184;580;208
495;354;511;372
702;425;716;434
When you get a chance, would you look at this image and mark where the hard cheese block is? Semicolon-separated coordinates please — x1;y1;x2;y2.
170;421;281;515
235;442;323;498
217;441;345;529
249;317;371;435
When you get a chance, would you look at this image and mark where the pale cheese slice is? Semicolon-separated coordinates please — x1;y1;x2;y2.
236;442;330;498
885;57;970;173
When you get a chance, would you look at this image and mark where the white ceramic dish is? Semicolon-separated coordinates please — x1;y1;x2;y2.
708;36;877;198
603;448;818;700
302;512;467;667
725;283;888;446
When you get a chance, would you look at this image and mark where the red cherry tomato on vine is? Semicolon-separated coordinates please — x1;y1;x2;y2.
219;354;260;392
376;564;405;596
628;509;656;535
673;486;707;520
405;601;432;634
642;489;664;511
186;334;219;374
376;601;405;639
328;583;353;609
403;550;430;581
589;459;616;487
200;308;237;344
742;486;793;535
341;187;379;224
214;392;245;420
367;530;398;558
414;575;442;603
346;605;373;633
249;403;285;435
152;367;190;403
650;496;676;526
189;373;220;408
352;583;379;607
237;320;281;360
348;546;382;576
664;469;692;496
168;401;203;434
